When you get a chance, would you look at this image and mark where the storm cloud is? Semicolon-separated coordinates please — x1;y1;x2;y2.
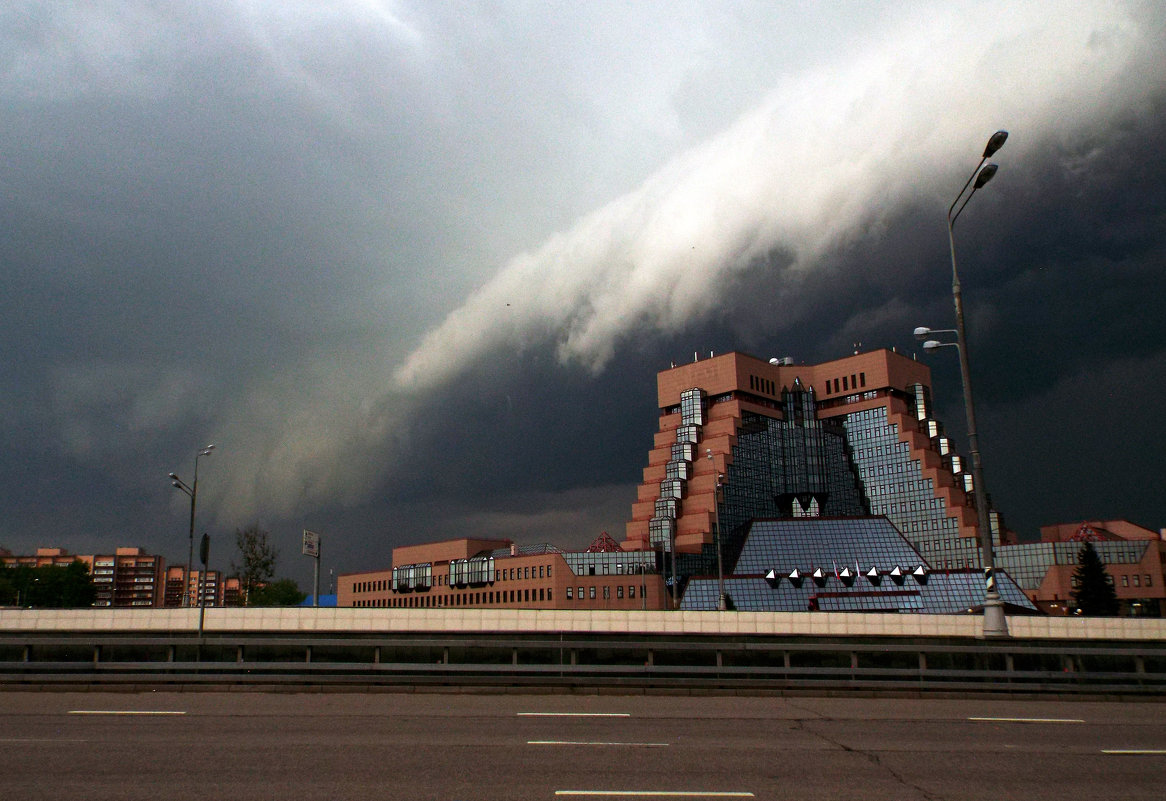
2;1;1164;581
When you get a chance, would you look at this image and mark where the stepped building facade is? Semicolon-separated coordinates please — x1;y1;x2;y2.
623;349;1008;584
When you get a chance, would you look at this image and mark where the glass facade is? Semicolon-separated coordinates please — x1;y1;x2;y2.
994;540;1149;591
391;562;433;592
693;382;983;576
449;556;494;586
562;550;657;577
680;388;707;426
680;518;1036;613
717;384;868;570
648;517;674;551
840;405;975;568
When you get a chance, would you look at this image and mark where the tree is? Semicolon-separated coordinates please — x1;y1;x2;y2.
1072;541;1120;616
0;562;96;608
249;578;306;607
233;524;277;605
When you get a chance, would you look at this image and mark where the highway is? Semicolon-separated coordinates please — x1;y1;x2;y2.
0;692;1164;800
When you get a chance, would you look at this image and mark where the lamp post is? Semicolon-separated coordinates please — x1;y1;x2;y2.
916;129;1010;638
706;450;727;611
169;444;215;608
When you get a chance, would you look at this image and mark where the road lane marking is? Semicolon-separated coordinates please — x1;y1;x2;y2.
518;712;631;717
530;740;667;747
0;738;89;743
555;792;754;798
969;717;1084;724
68;710;186;716
1102;749;1166;755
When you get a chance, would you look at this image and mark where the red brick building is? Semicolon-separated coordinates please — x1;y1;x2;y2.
624;349;1007;571
339;536;668;610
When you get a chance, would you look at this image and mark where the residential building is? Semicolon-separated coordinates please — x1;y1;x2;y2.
2;546;163;607
98;547;164;608
1;547;94;570
163;566;242;608
3;546;241;608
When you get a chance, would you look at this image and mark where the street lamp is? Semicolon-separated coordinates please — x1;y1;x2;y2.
916;129;1010;638
706;449;727;611
169;444;215;608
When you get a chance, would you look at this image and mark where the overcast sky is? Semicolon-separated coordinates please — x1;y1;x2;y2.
2;1;1164;587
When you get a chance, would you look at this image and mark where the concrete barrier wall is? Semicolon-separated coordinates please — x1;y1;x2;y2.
2;608;1165;640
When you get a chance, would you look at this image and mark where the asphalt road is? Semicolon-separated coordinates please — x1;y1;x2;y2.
0;691;1163;800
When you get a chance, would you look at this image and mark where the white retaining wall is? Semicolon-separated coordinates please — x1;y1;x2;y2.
1;608;1164;640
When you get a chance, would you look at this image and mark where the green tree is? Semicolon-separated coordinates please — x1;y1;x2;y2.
0;562;96;608
249;578;307;607
1072;541;1120;616
233;524;277;605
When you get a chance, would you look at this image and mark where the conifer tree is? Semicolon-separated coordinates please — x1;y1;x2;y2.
1072;541;1120;616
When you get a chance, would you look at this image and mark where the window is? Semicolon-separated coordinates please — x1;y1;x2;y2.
539;588;545;601
617;586;624;599
566;587;573;600
603;586;610;599
681;388;707;425
1122;575;1129;587
629;585;636;599
539;565;544;579
578;586;584;599
1133;575;1140;587
589;586;596;599
1146;575;1153;587
547;565;552;578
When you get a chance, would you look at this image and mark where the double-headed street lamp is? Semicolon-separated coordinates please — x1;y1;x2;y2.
169;444;215;608
915;129;1009;638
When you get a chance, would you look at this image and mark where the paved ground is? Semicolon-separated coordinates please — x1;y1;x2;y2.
0;691;1163;800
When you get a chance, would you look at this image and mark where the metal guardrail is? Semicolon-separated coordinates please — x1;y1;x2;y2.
2;631;1165;694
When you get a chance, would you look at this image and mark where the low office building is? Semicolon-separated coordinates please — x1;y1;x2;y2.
996;520;1166;616
338;535;668;610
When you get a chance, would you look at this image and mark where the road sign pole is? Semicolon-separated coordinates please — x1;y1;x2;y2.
303;530;321;607
314;540;320;608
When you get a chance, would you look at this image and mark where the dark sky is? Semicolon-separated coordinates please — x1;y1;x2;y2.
2;1;1164;589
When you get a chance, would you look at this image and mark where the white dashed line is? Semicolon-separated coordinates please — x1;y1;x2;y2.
555;792;754;798
68;710;186;716
518;712;631;717
530;740;667;747
968;717;1084;724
